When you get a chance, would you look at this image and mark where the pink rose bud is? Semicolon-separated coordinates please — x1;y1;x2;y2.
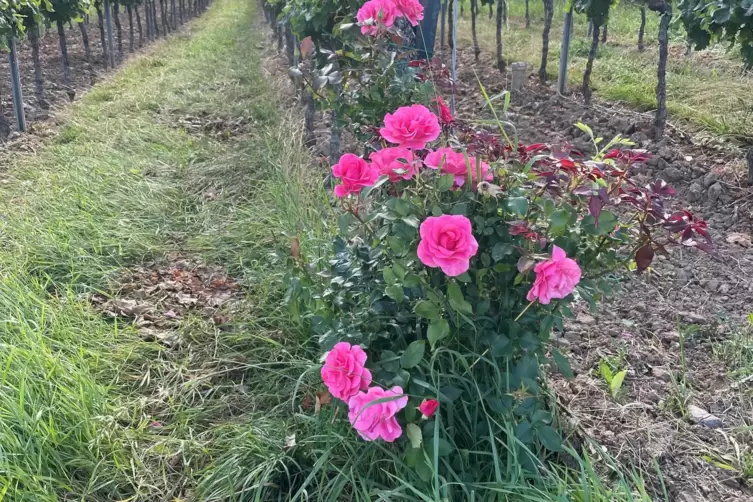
348;386;409;442
321;342;373;401
356;0;399;35
369;147;418;182
417;215;479;276
380;104;441;150
526;245;582;305
332;153;380;198
393;0;424;25
424;147;492;188
418;398;439;419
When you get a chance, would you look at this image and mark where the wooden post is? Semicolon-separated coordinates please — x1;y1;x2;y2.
104;0;116;67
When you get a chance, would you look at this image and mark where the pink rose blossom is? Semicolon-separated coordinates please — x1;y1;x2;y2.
332;153;380;198
417;215;479;276
424;148;492;188
321;342;373;401
357;0;398;35
526;245;582;305
393;0;424;25
434;96;453;125
348;386;408;442
369;147;418;182
380;104;441;150
418;398;439;419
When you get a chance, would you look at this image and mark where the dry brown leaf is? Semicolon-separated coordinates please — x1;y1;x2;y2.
111;298;151;317
314;390;332;415
726;232;752;248
175;292;198;306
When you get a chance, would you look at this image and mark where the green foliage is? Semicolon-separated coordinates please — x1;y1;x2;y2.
45;0;90;23
573;0;617;27
678;0;753;67
0;0;46;36
290;23;436;137
598;358;627;398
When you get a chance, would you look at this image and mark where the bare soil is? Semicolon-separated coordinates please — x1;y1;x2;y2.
450;46;753;501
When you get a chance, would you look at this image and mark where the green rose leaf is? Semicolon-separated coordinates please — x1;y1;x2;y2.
427;319;450;348
551;348;574;379
401;341;425;369
437;174;455;192
406;423;422;449
386;285;404;303
447;282;472;314
506;197;528;216
536;425;563;452
415;300;440;320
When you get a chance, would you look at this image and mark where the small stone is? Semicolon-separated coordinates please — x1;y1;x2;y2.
719;283;731;294
680;311;706;324
652;366;672;382
708;182;723;203
663;167;684;182
657;146;675;161
706;279;720;292
676;268;692;282
703;171;718;188
576;313;596;325
645;390;661;404
633;302;647;313
687;182;703;202
661;331;680;342
688;404;723;429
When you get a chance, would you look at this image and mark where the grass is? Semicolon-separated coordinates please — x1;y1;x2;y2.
0;0;325;498
0;0;670;499
453;0;753;143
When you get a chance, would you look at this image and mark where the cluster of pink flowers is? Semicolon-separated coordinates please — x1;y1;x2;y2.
321;342;438;442
356;0;424;35
331;104;463;197
330;104;584;296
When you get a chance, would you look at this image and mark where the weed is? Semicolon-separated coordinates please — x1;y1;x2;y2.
598;358;628;398
664;326;692;417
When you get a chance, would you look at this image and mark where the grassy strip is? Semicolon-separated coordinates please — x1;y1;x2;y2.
0;0;323;499
455;1;753;142
0;0;664;499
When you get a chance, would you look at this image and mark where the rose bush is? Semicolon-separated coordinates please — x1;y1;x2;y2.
288;101;713;485
275;0;713;494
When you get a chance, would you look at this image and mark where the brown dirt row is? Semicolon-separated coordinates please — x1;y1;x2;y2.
0;1;200;142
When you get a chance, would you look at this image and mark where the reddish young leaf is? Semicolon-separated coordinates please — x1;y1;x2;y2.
635;244;655;272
